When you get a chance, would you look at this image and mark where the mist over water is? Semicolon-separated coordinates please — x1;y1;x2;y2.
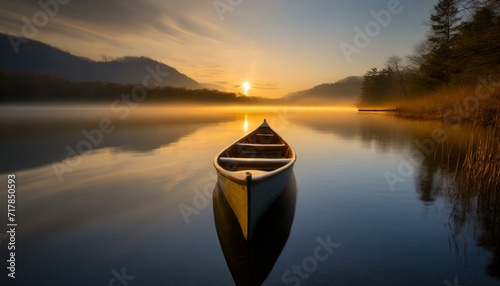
0;106;498;285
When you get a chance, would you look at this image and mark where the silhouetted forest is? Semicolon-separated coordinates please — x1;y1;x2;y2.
0;70;270;104
359;0;500;106
0;70;363;105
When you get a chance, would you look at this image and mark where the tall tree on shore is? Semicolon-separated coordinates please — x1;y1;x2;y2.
454;4;500;79
429;0;462;47
421;0;462;87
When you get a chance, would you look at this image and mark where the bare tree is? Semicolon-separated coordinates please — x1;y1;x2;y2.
457;0;500;20
385;56;409;98
407;40;434;69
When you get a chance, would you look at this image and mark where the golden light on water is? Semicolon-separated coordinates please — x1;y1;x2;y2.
242;82;251;96
243;114;249;132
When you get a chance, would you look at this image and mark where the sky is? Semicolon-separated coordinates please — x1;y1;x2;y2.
0;0;437;98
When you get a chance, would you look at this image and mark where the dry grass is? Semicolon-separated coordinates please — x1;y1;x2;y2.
393;86;500;126
394;84;500;264
369;83;499;200
446;115;500;257
445;110;499;231
455;114;500;193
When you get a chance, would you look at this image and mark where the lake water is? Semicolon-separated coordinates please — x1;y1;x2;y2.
0;106;498;286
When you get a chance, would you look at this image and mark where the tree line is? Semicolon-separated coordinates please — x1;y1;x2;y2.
0;70;270;104
359;0;500;106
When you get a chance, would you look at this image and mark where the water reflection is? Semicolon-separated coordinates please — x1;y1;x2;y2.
448;175;500;279
291;110;446;156
213;173;297;286
290;110;456;203
243;114;249;133
0;107;498;284
0;107;231;173
291;110;500;281
414;157;443;203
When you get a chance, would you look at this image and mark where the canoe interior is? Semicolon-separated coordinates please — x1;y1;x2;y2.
218;125;293;171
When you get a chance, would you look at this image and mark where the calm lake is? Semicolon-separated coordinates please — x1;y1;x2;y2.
0;106;498;286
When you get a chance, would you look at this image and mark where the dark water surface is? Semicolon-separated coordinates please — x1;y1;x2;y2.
0;106;498;285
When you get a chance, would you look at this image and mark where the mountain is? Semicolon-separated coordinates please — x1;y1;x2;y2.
0;33;201;89
284;76;363;105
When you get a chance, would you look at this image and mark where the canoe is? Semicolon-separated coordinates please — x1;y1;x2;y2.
213;119;296;240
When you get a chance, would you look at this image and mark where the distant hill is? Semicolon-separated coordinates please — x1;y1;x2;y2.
284;76;362;105
0;33;201;89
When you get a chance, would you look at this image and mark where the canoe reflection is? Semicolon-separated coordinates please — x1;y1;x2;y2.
213;173;297;286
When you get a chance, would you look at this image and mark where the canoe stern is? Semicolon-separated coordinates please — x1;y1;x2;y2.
216;165;294;240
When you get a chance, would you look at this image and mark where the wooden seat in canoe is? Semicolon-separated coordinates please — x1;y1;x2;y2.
236;143;286;149
219;157;291;168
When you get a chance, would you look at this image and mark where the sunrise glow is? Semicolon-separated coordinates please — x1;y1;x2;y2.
242;82;251;96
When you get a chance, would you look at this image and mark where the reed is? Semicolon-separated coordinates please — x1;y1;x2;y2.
394;86;500;126
393;85;500;269
456;111;500;192
443;111;500;268
446;110;500;237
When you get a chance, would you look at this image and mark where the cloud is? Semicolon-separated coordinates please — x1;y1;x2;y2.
252;83;280;90
0;0;232;48
0;0;262;71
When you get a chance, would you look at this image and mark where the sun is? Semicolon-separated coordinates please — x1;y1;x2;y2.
242;81;251;96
